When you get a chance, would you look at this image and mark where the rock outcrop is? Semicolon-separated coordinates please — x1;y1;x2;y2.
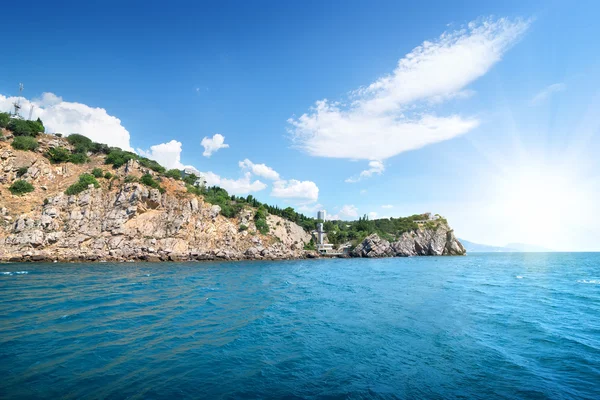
0;133;311;262
0;131;466;262
351;223;466;258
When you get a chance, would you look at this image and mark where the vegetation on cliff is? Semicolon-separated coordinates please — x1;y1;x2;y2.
325;214;449;246
1;118;451;246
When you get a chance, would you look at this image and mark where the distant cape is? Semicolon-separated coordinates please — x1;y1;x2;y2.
459;239;553;253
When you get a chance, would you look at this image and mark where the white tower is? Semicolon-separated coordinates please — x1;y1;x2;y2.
317;210;326;245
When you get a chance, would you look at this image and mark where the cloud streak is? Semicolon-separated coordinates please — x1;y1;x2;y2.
530;83;566;105
288;17;530;160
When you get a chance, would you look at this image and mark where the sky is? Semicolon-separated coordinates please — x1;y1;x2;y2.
1;0;600;251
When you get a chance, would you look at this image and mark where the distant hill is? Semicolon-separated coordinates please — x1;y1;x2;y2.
460;239;553;253
504;243;553;252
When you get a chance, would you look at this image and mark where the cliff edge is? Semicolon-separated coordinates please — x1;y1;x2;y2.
351;223;466;257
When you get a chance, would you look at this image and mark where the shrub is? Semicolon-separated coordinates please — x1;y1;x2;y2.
304;238;316;251
0;112;10;128
55;133;63;138
11;136;39;151
255;218;269;234
68;153;88;164
140;173;165;193
138;157;165;174
105;148;137;168
65;173;100;196
9;180;34;195
186;183;202;196
16;167;28;177
66;134;93;152
124;175;139;183
7;119;44;136
46;147;71;163
239;224;248;232
104;172;112;179
43;198;49;205
89;142;110;154
92;168;103;178
166;169;182;180
183;173;199;186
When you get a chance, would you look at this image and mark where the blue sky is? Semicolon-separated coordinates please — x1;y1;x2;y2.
2;0;600;250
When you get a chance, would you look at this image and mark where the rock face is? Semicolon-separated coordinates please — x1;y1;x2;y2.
0;132;466;262
351;224;466;258
0;135;312;262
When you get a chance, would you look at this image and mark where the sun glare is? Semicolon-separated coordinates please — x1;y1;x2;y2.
490;165;589;245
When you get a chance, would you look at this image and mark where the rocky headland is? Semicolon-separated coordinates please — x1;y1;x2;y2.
0;127;465;262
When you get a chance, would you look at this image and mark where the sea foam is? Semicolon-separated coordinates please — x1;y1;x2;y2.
577;279;600;284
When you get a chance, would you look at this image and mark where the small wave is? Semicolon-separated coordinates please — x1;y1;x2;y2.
516;275;523;279
577;279;600;285
15;271;28;274
1;271;28;276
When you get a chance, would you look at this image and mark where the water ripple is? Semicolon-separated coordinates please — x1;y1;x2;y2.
1;254;599;398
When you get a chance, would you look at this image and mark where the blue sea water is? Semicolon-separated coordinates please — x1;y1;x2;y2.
1;253;599;399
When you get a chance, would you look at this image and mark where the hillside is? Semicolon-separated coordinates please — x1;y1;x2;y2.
0;127;312;262
0;117;466;261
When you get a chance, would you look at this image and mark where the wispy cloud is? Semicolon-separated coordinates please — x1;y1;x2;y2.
381;204;394;209
530;83;566;105
345;160;385;183
288;17;530;160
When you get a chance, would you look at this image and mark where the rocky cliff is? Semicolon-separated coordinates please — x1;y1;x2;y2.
0;132;312;262
0;130;465;262
351;224;466;258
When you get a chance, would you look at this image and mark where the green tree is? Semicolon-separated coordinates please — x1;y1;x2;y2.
0;112;10;128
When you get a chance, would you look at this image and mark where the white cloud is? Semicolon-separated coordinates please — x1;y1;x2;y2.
530;83;566;105
329;205;359;221
203;171;267;195
368;211;378;219
0;92;133;150
297;203;324;215
345;160;385;183
239;159;280;180
271;179;319;203
381;204;394;209
360;189;367;195
288;17;530;160
201;133;229;157
137;140;192;170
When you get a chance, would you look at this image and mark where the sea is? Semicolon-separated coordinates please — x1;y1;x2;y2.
1;253;599;399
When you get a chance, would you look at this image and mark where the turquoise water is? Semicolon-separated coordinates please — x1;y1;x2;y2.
1;254;599;399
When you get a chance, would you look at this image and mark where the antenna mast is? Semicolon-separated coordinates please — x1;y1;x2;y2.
12;83;24;118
